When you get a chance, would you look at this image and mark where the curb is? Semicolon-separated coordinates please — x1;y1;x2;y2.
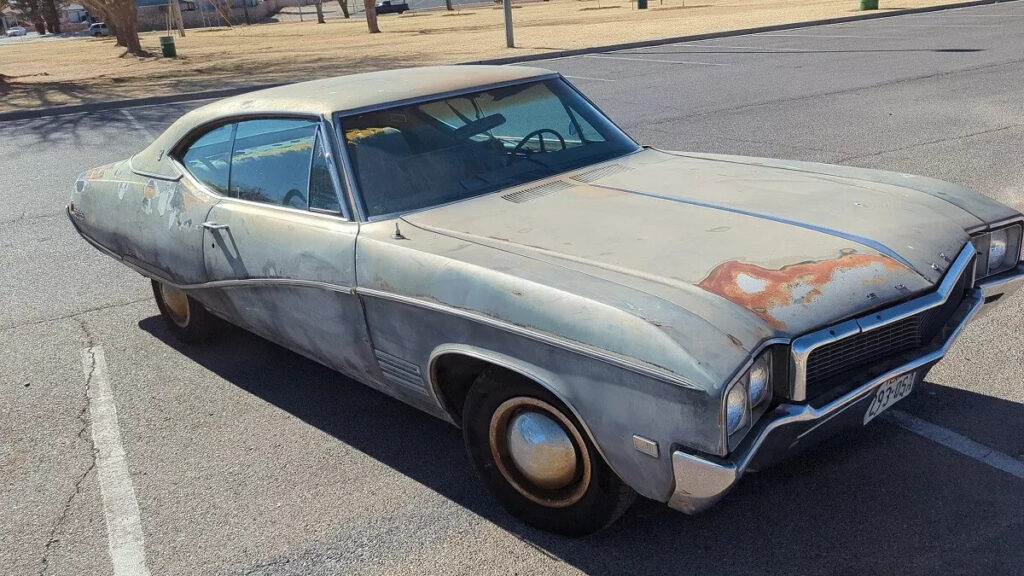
0;83;284;122
0;0;1011;122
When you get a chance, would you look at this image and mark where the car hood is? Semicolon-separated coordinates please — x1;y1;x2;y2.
403;149;975;337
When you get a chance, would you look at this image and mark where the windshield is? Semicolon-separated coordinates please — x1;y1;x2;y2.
340;78;639;218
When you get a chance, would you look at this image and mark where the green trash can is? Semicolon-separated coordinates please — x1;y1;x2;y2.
637;0;647;8
860;0;878;9
160;36;177;57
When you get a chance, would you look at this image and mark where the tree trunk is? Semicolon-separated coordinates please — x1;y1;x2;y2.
336;0;349;18
445;0;452;10
241;0;251;25
116;8;145;55
42;0;61;33
32;19;46;34
315;0;325;22
363;0;379;32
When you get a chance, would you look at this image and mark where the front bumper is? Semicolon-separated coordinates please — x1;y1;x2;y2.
668;264;1024;514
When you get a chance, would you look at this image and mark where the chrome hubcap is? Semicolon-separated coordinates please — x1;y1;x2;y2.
489;397;591;507
506;411;578;490
159;283;190;328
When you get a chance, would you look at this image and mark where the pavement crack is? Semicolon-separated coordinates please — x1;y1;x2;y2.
0;209;62;226
0;296;151;333
39;320;99;576
835;123;1024;163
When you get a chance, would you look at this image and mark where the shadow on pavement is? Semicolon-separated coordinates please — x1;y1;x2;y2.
139;315;1024;575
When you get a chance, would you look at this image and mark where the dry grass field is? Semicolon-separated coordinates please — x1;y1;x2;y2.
0;0;958;111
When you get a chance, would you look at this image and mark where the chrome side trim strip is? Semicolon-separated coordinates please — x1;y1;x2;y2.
358;287;702;391
789;242;975;401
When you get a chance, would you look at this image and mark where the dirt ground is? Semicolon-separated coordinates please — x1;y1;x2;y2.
0;0;958;112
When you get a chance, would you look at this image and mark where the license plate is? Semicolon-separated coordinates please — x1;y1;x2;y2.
863;371;916;424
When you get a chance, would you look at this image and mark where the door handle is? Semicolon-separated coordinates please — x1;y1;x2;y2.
201;221;230;231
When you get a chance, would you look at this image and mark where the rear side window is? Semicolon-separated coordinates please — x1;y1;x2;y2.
181;124;233;194
178;117;345;215
230;119;319;209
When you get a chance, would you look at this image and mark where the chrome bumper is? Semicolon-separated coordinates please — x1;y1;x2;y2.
975;263;1024;319
668;266;1023;514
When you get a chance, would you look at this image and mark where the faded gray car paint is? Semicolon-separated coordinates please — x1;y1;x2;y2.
68;68;1022;506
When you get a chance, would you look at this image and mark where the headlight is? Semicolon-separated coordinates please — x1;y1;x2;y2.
988;228;1008;270
725;382;748;435
972;223;1022;278
747;354;771;408
725;351;773;438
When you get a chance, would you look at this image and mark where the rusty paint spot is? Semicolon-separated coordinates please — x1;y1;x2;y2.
697;249;908;329
727;334;744;351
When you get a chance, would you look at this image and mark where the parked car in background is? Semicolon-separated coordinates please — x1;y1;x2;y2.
5;26;27;37
68;66;1024;535
88;23;109;36
374;0;409;14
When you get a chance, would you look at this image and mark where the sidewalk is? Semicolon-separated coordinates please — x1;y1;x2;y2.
0;0;975;113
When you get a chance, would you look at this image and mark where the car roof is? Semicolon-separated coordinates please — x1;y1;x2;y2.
213;65;553;117
130;65;558;179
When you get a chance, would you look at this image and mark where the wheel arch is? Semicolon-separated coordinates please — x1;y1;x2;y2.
427;344;614;473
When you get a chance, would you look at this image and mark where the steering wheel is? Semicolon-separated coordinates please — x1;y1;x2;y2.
510;129;567;163
283;188;307;208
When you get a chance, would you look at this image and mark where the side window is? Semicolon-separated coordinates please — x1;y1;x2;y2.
229;118;318;209
181;124;234;194
308;131;341;212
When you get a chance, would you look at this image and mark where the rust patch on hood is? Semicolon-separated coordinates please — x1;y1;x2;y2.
697;249;910;329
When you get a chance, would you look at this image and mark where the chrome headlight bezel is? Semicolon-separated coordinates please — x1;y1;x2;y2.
971;223;1023;279
723;349;775;450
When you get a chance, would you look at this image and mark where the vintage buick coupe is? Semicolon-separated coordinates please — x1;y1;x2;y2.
69;66;1024;534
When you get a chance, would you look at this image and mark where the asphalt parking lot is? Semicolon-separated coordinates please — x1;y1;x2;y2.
2;1;1024;574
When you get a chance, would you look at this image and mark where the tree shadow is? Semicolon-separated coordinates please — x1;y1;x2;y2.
138;315;1024;575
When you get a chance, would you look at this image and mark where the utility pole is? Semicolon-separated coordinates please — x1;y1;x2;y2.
173;0;186;36
503;0;513;48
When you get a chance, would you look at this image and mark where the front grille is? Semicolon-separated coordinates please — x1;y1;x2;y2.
803;261;972;399
806;316;922;391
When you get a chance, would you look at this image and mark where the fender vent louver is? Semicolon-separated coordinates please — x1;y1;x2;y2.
375;350;428;396
572;163;633;183
501;180;575;204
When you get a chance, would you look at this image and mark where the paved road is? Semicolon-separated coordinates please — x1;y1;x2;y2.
3;2;1024;574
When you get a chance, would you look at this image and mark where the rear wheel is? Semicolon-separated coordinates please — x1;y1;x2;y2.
462;370;636;536
151;280;219;343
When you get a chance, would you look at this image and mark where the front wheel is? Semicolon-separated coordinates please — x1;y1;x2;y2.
151;280;220;343
462;370;636;536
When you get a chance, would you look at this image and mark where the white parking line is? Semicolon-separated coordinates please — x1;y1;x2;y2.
671;43;802;52
80;346;152;576
586;54;729;66
121;109;156;140
756;33;889;39
885;409;1024;481
562;74;616;82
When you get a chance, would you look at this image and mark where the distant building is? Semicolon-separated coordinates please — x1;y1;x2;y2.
62;3;91;23
135;0;270;31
